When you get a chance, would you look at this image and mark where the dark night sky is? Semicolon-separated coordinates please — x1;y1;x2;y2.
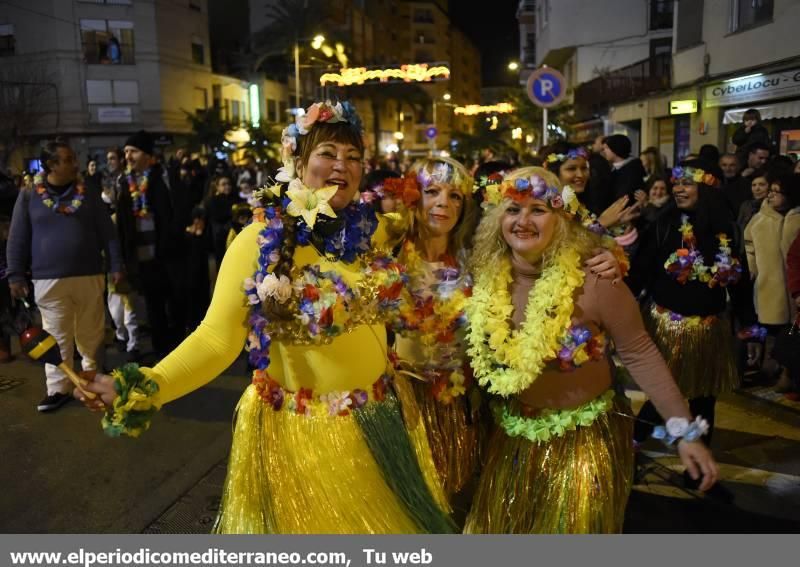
449;0;521;87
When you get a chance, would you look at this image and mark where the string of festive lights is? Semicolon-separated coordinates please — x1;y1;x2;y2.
454;103;515;115
319;64;451;86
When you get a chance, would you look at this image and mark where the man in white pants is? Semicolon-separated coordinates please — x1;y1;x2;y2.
102;147;139;361
7;140;124;412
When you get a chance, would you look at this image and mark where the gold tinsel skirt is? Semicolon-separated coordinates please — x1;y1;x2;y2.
464;395;633;534
212;380;454;534
644;303;739;399
410;379;482;500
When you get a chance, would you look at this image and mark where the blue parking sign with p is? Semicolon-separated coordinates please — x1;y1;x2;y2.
526;67;566;108
533;73;561;103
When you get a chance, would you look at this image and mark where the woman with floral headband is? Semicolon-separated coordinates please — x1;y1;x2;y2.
76;101;456;534
387;158;622;511
544;142;640;250
463;166;717;533
629;159;758;452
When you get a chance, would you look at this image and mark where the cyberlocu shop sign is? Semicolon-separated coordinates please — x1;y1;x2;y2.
704;68;800;107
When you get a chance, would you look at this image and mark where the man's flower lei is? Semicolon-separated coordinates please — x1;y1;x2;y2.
277;100;363;182
126;168;150;217
33;174;86;215
545;147;588;164
671;166;720;188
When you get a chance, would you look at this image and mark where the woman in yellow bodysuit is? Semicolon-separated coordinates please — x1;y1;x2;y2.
78;101;455;534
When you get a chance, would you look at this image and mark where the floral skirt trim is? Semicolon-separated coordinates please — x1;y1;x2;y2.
644;302;739;399
464;395;633;534
494;389;615;444
213;380;455;534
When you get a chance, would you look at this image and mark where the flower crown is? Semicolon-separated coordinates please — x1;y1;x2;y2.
483;174;581;216
416;161;475;195
276;100;363;183
671;166;720;188
545;147;588;164
475;171;508;191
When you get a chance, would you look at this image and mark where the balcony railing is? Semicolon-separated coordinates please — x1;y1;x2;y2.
575;52;671;117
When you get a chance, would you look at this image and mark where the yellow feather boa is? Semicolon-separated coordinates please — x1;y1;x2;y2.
465;246;585;396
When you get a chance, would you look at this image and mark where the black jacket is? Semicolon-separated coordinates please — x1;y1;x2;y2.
115;164;175;281
628;203;755;325
610;158;647;201
732;123;771;150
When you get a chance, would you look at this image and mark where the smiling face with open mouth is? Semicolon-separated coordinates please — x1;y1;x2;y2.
501;195;558;265
558;157;590;193
672;180;699;211
298;140;363;210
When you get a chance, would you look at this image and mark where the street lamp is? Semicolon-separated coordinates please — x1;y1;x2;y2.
443;93;452;101
294;34;325;108
508;61;519;71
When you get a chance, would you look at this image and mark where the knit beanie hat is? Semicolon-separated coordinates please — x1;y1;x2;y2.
124;130;154;155
604;134;631;159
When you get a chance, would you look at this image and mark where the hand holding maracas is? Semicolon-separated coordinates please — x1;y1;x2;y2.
19;326;97;401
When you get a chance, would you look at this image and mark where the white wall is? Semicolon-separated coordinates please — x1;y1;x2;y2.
536;0;651;65
575;30;671;83
674;0;800;86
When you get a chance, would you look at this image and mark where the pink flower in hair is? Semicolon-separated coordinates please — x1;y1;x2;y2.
302;103;321;130
550;195;564;209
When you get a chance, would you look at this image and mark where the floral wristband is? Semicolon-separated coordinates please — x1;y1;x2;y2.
652;416;709;446
737;324;767;342
102;363;162;438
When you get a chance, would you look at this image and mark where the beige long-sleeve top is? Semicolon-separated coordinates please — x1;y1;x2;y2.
510;255;690;422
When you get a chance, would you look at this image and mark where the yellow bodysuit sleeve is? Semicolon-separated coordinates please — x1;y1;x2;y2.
143;222;264;404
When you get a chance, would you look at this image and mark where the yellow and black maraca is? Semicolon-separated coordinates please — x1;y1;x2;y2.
20;326;97;400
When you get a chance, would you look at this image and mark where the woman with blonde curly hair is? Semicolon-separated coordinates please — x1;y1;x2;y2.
463;166;717;534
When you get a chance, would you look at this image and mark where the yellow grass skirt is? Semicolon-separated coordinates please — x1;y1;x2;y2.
410;379;482;499
213;381;454;534
464;395;633;534
643;303;739;399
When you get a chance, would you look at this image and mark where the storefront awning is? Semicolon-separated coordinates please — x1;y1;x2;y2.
722;100;800;124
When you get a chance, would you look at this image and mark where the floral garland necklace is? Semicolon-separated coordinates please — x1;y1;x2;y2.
126;169;150;218
244;195;402;365
664;214;742;287
391;239;473;403
34;175;86;215
465;245;587;397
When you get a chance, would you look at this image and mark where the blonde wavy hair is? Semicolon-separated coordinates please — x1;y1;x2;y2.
468;166;601;274
387;156;479;256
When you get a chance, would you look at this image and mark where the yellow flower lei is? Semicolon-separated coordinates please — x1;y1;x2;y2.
465;245;585;396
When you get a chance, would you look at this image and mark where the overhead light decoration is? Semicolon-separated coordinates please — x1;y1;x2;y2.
320;63;451;86
225;128;251;144
454;103;515;116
